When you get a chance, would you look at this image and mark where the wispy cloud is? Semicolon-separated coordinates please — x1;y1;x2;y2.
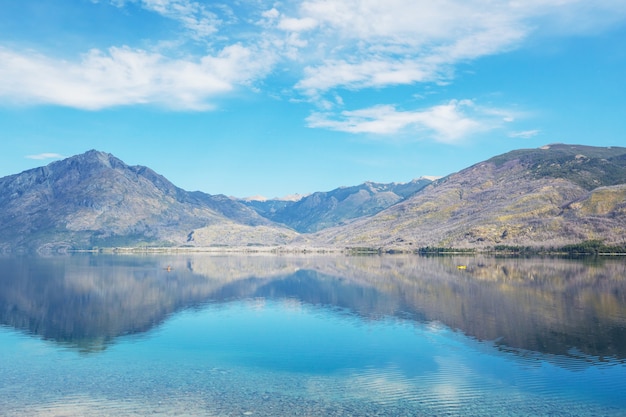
306;99;513;143
509;129;540;139
111;0;221;39
290;0;526;95
278;0;626;101
296;59;440;95
25;153;64;160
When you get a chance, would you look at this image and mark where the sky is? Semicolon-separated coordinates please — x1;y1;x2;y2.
1;0;626;198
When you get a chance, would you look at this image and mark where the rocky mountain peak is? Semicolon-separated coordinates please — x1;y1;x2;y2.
51;149;124;172
0;150;283;251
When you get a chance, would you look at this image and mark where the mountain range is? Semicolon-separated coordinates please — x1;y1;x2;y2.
1;144;625;252
242;178;433;233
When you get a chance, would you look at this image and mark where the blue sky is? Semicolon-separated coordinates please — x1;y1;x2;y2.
1;0;625;198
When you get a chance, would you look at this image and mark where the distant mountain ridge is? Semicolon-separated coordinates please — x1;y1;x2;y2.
242;178;433;232
1;144;625;252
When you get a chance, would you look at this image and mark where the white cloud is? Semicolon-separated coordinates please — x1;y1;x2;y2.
288;0;528;94
3;0;626;116
278;17;318;32
25;153;65;160
509;129;540;139
306;100;499;143
281;0;626;97
0;44;273;110
113;0;221;39
509;0;626;36
261;8;280;20
296;59;438;94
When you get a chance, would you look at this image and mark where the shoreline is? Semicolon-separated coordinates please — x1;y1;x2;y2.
65;245;626;257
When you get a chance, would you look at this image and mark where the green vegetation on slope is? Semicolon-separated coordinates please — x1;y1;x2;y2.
488;143;626;190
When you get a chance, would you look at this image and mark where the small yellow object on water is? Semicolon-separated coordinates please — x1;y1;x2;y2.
457;265;467;270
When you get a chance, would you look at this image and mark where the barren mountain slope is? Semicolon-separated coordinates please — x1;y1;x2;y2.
310;144;626;249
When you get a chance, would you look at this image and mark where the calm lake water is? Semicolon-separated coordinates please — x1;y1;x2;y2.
0;254;625;416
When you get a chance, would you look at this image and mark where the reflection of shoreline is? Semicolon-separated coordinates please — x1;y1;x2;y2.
0;254;624;361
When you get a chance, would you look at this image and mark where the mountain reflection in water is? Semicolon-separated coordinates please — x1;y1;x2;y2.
0;254;625;362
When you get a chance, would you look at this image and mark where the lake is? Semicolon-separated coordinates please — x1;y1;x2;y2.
0;253;625;416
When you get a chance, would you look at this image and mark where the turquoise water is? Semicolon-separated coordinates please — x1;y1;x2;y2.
0;254;625;416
